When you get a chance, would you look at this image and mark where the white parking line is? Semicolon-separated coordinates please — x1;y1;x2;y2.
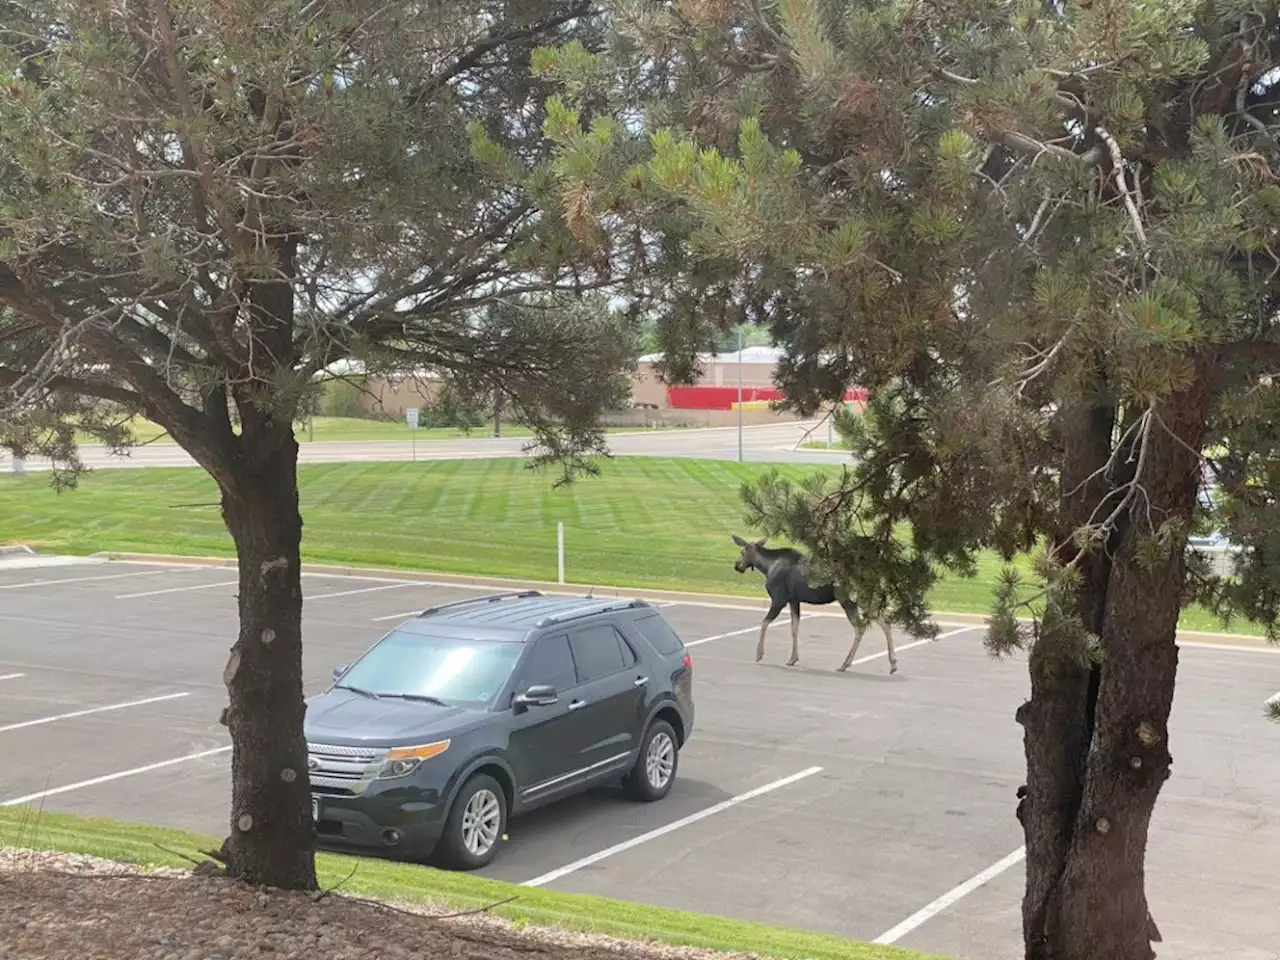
0;673;25;682
0;692;189;733
686;623;976;654
0;745;232;808
0;570;170;591
873;845;1026;945
372;609;427;622
308;582;420;601
116;580;239;599
849;625;978;666
685;623;761;647
520;766;824;888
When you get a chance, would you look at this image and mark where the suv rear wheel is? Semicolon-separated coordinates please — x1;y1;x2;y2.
623;718;678;802
435;773;506;870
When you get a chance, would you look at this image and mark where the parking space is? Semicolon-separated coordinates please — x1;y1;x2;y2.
3;557;1280;959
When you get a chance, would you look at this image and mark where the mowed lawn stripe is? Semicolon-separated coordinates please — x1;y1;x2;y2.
0;456;1251;634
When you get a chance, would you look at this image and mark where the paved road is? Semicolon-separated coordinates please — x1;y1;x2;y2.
1;421;845;472
3;553;1278;959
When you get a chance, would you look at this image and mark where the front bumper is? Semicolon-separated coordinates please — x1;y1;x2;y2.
312;785;447;861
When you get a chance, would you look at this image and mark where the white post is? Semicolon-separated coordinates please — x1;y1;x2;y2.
557;522;565;584
737;326;744;462
406;407;419;462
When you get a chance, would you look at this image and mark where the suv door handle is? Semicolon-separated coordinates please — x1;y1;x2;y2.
633;676;648;687
568;699;587;711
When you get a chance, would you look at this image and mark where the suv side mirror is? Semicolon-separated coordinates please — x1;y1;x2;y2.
332;663;348;681
513;684;558;711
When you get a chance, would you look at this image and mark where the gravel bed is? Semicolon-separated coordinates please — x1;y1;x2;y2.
0;849;763;960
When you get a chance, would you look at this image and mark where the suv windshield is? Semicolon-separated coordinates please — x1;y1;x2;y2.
338;631;523;707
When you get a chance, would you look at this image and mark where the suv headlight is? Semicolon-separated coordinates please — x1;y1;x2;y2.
375;739;451;780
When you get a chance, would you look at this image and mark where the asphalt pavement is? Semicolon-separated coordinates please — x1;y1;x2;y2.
2;553;1278;959
1;421;843;472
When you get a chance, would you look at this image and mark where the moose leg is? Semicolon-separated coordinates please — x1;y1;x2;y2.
837;599;866;671
882;620;898;675
756;601;784;662
839;622;868;671
786;600;801;666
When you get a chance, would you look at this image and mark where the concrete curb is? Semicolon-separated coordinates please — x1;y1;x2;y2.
0;545;36;557
84;549;1278;651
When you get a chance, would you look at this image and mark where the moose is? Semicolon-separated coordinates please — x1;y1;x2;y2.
731;535;899;674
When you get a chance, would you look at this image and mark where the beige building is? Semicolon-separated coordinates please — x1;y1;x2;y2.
316;360;442;419
631;346;782;408
359;374;443;418
627;346;827;427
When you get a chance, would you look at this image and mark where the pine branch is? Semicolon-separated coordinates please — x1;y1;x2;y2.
406;0;595;108
0;366;140;407
1095;126;1148;249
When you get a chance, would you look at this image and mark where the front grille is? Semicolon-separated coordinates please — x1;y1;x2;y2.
307;742;384;795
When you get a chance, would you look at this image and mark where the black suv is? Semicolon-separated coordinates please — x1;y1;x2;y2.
304;591;695;870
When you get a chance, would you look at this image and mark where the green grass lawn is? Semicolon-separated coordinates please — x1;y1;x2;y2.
0;807;937;960
0;456;1252;634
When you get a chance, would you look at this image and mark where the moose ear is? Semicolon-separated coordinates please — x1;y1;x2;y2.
756;537;768;547
731;534;748;547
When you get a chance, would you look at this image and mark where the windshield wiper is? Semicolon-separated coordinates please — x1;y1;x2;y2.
376;693;450;706
334;683;380;699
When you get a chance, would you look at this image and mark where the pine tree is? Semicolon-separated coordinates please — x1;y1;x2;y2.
538;2;1280;957
0;0;624;889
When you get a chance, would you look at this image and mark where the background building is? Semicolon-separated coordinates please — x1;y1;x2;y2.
631;346;866;426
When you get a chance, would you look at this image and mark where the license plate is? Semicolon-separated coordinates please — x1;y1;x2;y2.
311;796;320;821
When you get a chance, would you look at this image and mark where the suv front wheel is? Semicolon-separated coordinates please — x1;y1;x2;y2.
435;773;507;870
623;718;679;802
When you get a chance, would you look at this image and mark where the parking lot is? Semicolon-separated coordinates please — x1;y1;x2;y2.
3;554;1280;960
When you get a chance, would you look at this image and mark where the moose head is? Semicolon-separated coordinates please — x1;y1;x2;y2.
731;534;768;574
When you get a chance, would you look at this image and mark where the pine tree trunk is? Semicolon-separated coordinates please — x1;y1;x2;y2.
1020;367;1211;960
1020;402;1113;960
215;429;317;890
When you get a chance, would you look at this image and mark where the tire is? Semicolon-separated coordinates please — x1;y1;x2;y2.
434;773;507;870
623;719;679;802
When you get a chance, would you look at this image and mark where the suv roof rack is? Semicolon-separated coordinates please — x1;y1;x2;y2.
534;598;652;629
418;590;544;618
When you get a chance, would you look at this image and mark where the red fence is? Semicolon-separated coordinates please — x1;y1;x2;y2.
666;385;868;411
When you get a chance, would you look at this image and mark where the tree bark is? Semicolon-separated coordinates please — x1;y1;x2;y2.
1021;364;1211;960
1020;401;1114;960
215;426;317;890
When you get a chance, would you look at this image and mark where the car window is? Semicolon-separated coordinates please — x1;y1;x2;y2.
519;633;577;693
617;631;637;666
338;630;522;707
568;624;629;683
632;614;685;655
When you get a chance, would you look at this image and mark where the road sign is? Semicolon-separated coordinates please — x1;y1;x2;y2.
406;407;419;429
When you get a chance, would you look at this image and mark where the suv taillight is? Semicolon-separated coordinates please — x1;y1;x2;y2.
682;652;692;670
